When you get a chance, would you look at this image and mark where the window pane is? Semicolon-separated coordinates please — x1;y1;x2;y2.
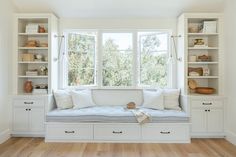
139;32;169;87
67;32;96;86
102;33;133;86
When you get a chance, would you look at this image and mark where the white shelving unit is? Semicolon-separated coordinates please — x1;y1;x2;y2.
177;13;223;96
12;14;58;137
13;13;59;95
177;13;225;138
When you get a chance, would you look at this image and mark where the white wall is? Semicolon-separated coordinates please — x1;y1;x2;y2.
0;0;14;143
59;18;177;88
224;0;236;145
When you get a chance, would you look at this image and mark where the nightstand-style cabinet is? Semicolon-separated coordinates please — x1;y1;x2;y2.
190;97;225;137
12;96;46;137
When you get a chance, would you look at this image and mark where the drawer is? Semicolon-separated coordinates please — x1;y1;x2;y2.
46;123;93;140
94;124;141;141
142;124;190;141
191;100;223;108
14;99;44;107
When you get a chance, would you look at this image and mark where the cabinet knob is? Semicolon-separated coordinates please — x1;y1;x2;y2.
65;131;75;134
205;110;207;112
24;102;34;105
202;102;212;105
112;131;123;134
25;109;28;111
160;131;171;134
208;110;210;112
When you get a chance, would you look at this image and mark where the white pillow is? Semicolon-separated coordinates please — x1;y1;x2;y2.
142;90;164;110
163;89;181;110
71;90;96;109
53;90;73;109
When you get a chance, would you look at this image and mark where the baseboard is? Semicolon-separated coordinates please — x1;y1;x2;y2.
226;131;236;145
0;129;10;144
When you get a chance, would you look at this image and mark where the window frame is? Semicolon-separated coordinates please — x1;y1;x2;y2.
61;29;174;89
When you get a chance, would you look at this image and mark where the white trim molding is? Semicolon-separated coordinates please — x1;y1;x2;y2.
226;131;236;145
0;129;10;144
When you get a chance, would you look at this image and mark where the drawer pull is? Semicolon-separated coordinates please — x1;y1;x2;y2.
202;102;212;105
160;131;171;134
64;131;75;134
112;131;123;134
24;102;34;105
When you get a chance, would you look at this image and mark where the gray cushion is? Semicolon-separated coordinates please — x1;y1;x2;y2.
46;106;189;123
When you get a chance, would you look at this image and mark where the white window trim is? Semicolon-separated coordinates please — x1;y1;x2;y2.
60;29;174;90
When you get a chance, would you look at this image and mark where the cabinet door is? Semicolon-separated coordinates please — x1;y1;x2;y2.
207;109;223;133
29;107;45;132
191;109;207;133
13;107;29;132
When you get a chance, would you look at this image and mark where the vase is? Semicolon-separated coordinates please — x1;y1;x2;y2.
24;81;33;93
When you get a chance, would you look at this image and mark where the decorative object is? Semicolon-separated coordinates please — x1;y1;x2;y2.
188;23;202;33
24;81;33;93
127;102;136;109
38;66;48;75
39;25;46;33
188;79;197;90
188;67;203;76
25;23;39;33
203;21;217;33
25;40;39;47
26;70;38;76
189;55;197;62
195;87;215;94
203;68;210;76
20;53;34;62
40;42;48;47
193;39;206;47
198;55;211;62
35;54;43;61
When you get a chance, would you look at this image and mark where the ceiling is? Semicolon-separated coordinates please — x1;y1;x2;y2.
12;0;225;18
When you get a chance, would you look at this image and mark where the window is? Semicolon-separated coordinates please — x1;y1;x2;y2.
66;32;96;86
63;30;171;88
102;33;133;86
138;32;169;87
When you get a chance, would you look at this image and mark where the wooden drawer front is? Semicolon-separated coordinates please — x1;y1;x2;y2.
142;124;189;141
14;99;44;107
46;124;93;140
94;124;141;141
191;100;223;108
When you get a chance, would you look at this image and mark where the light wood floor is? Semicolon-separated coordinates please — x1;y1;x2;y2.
0;138;236;157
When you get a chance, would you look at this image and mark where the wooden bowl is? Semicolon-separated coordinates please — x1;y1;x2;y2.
195;87;215;94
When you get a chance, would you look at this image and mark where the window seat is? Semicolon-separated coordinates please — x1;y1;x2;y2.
46;106;189;123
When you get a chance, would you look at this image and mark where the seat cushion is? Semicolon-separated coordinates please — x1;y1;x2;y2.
46;106;189;123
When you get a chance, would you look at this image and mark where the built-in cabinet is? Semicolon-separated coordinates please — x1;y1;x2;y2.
177;13;225;138
12;13;58;137
190;97;224;137
12;96;46;136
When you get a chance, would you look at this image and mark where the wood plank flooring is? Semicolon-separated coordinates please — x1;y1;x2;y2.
0;138;236;157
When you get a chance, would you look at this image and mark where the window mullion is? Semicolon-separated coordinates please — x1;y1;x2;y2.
133;31;138;88
97;31;103;88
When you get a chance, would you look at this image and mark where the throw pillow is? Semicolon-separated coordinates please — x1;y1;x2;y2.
163;89;181;110
53;90;73;109
71;90;96;109
142;90;164;110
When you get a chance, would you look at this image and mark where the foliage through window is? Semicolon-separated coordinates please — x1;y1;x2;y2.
102;33;133;86
139;32;169;87
67;32;96;86
64;30;171;88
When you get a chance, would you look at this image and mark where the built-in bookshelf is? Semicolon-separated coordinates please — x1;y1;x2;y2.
177;13;223;96
13;14;58;95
